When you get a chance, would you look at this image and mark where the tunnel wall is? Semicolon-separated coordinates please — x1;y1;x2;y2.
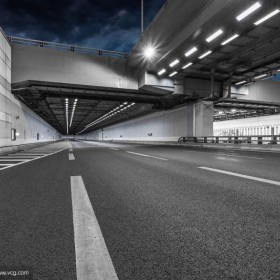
78;101;213;142
214;114;280;136
232;79;280;103
0;29;60;148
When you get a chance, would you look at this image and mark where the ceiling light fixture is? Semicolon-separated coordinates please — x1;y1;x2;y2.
169;71;177;77
235;80;246;85
169;59;179;67
199;51;212;59
185;47;197;57
255;74;267;79
236;2;261;21
206;29;223;42
254;9;280;25
158;69;166;75
182;62;193;69
221;34;239;45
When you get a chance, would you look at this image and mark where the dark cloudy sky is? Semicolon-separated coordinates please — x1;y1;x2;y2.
0;0;166;52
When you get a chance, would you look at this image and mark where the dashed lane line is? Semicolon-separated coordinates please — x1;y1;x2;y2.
69;153;75;160
126;151;168;161
0;148;68;172
109;148;119;151
199;167;280;186
71;176;119;280
215;153;263;160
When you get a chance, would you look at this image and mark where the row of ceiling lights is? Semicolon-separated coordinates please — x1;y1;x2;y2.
235;69;280;86
77;102;135;134
65;98;69;135
70;99;78;127
155;2;279;79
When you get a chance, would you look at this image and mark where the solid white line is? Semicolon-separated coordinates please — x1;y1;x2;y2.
0;148;67;171
13;153;47;156
199;167;280;186
110;148;119;151
71;176;119;280
126;151;168;161
69;153;75;160
0;159;29;162
215;153;263;160
0;164;13;166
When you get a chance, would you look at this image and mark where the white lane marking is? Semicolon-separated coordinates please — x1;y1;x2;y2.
199;167;280;186
215;153;263;160
69;153;75;160
0;159;29;162
126;151;168;161
0;148;67;172
13;153;46;156
71;176;119;280
0;164;13;166
110;148;119;151
69;148;73;152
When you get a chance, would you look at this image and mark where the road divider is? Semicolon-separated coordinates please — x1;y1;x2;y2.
71;176;119;280
199;167;280;186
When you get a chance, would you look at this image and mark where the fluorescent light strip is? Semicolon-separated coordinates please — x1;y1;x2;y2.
185;47;197;57
70;99;78;127
182;62;193;69
277;69;280;72
221;34;239;45
206;29;223;43
261;76;273;81
199;51;212;59
235;80;246;85
158;69;166;75
236;2;261;21
84;102;135;128
255;74;267;79
65;98;69;135
169;71;177;77
254;9;280;25
169;59;179;67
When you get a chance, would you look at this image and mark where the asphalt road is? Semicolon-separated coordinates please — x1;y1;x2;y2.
1;140;280;279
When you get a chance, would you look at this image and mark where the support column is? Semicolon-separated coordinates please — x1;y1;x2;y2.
193;101;214;137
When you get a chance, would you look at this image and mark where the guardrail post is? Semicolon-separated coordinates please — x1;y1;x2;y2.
234;136;239;144
204;137;207;143
216;137;219;143
228;136;232;143
194;137;197;143
247;136;251;144
271;136;277;144
258;136;262;144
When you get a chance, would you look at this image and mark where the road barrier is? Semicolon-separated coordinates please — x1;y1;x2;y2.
178;135;280;145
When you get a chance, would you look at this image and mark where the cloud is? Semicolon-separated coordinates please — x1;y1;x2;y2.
0;0;166;52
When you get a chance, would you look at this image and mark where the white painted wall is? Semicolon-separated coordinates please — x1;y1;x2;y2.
77;101;213;142
214;114;280;136
0;29;60;147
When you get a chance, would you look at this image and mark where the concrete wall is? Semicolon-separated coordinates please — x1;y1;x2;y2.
214;114;280;136
78;101;213;142
232;79;280;103
0;29;60;147
12;44;139;90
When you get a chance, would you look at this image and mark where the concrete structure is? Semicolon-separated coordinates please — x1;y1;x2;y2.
77;101;213;142
0;29;60;151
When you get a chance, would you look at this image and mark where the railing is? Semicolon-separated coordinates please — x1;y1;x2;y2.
7;36;128;58
178;135;280;145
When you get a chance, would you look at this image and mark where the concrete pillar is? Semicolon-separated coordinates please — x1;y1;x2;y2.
193;101;214;136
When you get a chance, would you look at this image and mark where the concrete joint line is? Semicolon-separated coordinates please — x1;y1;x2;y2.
71;176;119;280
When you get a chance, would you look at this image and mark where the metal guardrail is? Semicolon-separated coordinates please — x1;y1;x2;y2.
178;135;280;145
7;36;128;58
